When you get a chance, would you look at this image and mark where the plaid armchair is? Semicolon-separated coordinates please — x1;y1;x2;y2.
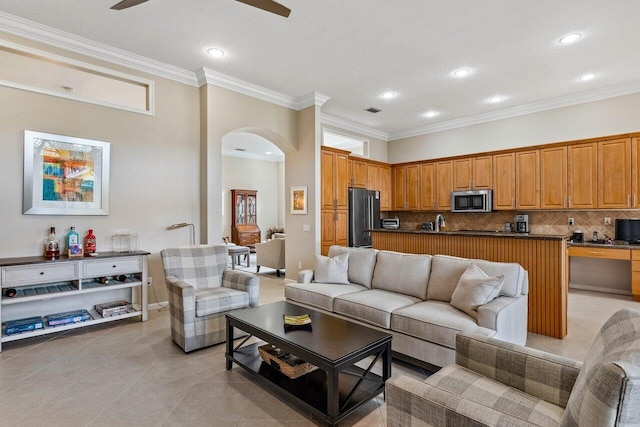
387;308;640;426
161;245;259;352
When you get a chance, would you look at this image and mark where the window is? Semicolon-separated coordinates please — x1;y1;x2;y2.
322;130;368;157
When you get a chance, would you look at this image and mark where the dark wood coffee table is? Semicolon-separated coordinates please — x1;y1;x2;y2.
225;301;392;426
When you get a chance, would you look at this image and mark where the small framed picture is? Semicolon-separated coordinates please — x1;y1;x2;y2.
291;186;307;215
68;244;84;258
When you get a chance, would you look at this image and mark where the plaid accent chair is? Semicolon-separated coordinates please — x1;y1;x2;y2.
387;308;640;426
161;245;259;352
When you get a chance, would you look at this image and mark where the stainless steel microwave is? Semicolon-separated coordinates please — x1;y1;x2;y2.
451;190;493;213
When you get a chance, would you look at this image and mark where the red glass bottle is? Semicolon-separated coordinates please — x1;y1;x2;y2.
84;229;96;256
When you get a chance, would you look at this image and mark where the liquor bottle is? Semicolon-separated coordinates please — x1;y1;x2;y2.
44;227;60;260
116;275;128;282
66;226;79;253
97;277;109;284
84;229;96;256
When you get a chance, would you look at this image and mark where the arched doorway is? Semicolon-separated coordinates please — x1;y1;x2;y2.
221;131;285;243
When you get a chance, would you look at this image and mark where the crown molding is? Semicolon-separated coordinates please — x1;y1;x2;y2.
389;81;640;141
0;11;198;86
321;114;389;141
294;92;331;109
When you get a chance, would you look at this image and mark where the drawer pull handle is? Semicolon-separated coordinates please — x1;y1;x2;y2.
113;265;117;268
40;272;44;275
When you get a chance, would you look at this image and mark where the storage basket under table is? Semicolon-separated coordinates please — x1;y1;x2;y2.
258;344;318;379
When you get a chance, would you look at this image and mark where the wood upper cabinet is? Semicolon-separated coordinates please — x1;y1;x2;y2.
453;158;472;190
321;147;349;210
378;164;392;211
516;150;540;209
598;138;631;209
492;153;515;210
568;142;598;209
540;146;567;209
452;156;492;190
633;137;640;208
349;158;367;188
367;163;379;192
472;156;493;189
392;164;420;210
419;163;436;210
435;160;453;210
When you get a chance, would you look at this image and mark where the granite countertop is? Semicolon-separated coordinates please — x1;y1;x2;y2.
567;241;640;250
370;228;567;240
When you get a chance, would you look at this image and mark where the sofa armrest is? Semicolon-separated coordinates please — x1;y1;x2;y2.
165;276;196;324
477;294;528;345
387;374;516;427
222;269;259;307
455;332;582;408
297;269;314;283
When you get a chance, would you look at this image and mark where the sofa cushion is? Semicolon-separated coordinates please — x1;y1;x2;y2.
562;308;640;426
194;287;249;317
328;245;377;289
284;282;367;311
371;251;432;300
423;364;565;426
391;301;495;349
450;264;505;319
334;289;421;328
314;253;349;284
427;255;524;302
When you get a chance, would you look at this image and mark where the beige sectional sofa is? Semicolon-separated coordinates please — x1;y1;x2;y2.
285;245;528;368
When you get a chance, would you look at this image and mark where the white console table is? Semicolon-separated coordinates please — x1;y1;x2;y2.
0;251;149;351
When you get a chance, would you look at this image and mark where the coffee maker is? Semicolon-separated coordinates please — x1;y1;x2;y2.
514;214;530;233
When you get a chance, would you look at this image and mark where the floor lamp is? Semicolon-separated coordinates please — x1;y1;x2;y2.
168;223;196;245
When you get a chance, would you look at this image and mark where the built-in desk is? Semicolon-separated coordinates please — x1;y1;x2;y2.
567;243;640;302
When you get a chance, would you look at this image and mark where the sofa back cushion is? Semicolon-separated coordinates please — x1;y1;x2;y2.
427;255;525;302
562;308;640;426
371;251;432;300
328;245;377;289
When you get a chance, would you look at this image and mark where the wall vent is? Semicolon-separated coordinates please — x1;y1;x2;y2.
365;107;382;113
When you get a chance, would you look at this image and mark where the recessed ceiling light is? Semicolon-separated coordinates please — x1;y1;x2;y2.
559;33;582;44
379;91;397;99
487;96;505;103
265;151;272;155
206;47;225;58
452;68;472;78
422;111;440;118
579;73;596;81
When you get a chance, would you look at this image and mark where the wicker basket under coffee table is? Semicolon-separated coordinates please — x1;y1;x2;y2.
258;344;318;379
225;301;392;426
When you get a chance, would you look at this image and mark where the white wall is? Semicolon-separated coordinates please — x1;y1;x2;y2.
388;92;640;163
0;33;200;303
221;156;284;241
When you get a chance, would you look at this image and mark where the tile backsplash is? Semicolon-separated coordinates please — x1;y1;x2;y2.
388;210;640;238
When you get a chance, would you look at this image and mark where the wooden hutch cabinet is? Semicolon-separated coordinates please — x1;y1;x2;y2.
231;189;261;247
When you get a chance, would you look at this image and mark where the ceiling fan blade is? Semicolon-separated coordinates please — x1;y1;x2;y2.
236;0;291;17
111;0;150;10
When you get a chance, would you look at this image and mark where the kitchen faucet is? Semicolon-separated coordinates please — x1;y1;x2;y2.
435;214;446;232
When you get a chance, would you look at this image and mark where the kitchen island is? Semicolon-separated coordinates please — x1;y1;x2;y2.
371;229;568;339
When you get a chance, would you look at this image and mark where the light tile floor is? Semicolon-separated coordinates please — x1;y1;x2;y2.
0;272;637;426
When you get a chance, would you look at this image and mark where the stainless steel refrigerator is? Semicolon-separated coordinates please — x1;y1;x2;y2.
348;188;381;247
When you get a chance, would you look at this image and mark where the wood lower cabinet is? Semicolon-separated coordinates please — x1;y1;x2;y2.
492;153;515;210
598;138;631;208
540;146;567;209
321;209;347;255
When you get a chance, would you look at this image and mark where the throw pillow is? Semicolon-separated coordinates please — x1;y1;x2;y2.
314;253;350;285
450;263;504;319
